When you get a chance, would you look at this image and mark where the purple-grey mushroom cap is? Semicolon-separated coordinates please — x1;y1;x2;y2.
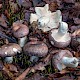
23;41;48;57
0;43;22;57
52;50;73;70
12;22;29;38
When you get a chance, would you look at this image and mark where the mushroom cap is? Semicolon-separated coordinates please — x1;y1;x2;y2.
12;22;29;38
0;43;22;57
23;41;48;57
52;50;73;70
49;29;71;48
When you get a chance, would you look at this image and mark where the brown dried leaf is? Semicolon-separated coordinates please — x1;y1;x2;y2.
70;25;80;33
15;68;31;80
0;61;4;70
70;39;79;51
0;14;8;28
77;45;80;52
62;10;69;22
63;0;75;3
5;10;10;19
74;52;80;57
0;62;15;80
26;73;45;80
4;63;18;73
0;3;2;9
49;2;58;12
72;29;80;37
21;0;32;9
9;1;19;14
73;18;80;24
53;75;74;80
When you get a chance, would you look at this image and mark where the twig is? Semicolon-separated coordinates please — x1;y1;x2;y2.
15;68;31;80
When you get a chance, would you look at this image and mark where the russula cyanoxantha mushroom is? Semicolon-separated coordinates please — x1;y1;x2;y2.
49;22;71;48
0;43;22;63
30;4;62;32
23;39;48;62
12;21;29;47
52;50;78;71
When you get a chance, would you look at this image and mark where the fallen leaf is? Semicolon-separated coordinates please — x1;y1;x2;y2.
4;63;18;73
72;29;80;37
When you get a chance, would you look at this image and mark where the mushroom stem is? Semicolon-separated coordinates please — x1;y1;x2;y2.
19;36;27;47
62;57;78;67
30;56;39;63
4;57;13;63
57;22;68;37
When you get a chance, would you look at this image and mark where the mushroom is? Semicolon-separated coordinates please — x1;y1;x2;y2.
52;50;78;71
0;43;22;63
12;21;29;47
49;22;71;48
23;39;48;62
30;4;62;32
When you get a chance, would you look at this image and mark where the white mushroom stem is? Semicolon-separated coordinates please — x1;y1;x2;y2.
30;56;39;63
62;57;78;67
19;36;27;47
4;57;13;63
57;22;68;38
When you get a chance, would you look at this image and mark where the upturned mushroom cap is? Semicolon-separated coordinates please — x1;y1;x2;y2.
30;4;62;32
0;43;22;57
49;35;71;48
49;22;71;48
23;41;48;57
12;21;29;38
52;50;73;70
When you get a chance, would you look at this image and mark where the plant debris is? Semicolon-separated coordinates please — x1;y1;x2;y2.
0;0;80;80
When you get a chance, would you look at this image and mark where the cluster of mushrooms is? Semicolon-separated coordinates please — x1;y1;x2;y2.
0;1;80;73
